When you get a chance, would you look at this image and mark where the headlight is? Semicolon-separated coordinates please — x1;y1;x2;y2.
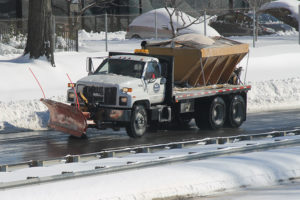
68;92;75;102
119;96;128;106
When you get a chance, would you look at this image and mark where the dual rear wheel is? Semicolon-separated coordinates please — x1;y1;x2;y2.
195;95;245;130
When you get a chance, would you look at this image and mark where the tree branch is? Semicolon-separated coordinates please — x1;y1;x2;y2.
164;6;177;38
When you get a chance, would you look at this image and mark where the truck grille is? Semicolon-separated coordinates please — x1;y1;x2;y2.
83;86;117;105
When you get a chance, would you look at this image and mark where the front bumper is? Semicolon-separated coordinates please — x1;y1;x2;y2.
91;107;132;122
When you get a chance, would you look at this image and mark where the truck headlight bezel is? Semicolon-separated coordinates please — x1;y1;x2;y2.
68;92;75;102
119;96;128;106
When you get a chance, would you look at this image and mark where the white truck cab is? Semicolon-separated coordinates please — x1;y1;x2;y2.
67;53;169;137
68;54;166;108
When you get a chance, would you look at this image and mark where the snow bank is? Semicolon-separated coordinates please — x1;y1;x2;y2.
0;99;48;133
79;30;126;41
248;78;300;112
0;43;23;55
0;33;26;55
275;30;298;36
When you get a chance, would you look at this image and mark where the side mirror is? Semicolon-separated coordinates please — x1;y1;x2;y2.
86;57;94;74
160;77;166;85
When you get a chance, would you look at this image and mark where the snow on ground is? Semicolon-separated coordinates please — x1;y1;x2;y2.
1;134;300;200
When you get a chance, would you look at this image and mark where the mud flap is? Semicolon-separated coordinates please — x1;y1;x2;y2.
41;99;88;137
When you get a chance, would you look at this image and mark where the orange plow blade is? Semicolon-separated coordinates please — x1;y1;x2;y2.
41;99;88;137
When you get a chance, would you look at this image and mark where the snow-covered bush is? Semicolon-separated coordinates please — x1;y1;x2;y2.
55;36;68;50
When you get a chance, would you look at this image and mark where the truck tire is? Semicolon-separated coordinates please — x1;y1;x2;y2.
227;95;246;128
195;97;226;129
126;105;148;138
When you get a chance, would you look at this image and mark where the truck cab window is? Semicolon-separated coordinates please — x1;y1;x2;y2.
94;59;145;78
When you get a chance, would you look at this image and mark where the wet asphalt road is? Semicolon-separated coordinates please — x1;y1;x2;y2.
1;109;300;165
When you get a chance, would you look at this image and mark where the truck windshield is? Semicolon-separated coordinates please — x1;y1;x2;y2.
94;58;145;78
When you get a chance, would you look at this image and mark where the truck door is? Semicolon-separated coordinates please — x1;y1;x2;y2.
145;61;165;104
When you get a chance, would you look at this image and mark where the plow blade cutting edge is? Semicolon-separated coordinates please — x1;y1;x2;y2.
41;99;88;137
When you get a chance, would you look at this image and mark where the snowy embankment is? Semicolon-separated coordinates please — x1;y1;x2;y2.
1;31;300;133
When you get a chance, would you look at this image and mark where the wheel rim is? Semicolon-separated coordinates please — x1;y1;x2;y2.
212;104;225;126
135;112;146;129
232;102;243;123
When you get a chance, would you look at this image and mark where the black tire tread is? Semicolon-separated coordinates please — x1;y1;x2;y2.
126;105;147;138
195;97;226;130
226;95;246;128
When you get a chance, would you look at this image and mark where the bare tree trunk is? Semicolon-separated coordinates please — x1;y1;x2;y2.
24;0;55;67
229;0;234;11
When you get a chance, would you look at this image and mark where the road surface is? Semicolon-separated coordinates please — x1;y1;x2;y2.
1;109;300;165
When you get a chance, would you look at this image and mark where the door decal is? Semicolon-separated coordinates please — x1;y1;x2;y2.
153;83;160;93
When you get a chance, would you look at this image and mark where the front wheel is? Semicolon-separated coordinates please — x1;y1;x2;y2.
126;105;148;138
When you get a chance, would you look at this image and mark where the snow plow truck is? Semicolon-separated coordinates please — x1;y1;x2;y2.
41;34;251;138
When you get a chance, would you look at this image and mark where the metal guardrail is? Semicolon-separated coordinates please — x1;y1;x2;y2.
1;129;299;172
1;129;300;189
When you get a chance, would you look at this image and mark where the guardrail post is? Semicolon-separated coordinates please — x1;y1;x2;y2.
65;155;80;163
100;151;115;158
206;138;217;144
29;160;44;167
136;147;150;153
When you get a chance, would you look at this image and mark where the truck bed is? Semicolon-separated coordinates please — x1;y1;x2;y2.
173;84;251;101
146;35;249;87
